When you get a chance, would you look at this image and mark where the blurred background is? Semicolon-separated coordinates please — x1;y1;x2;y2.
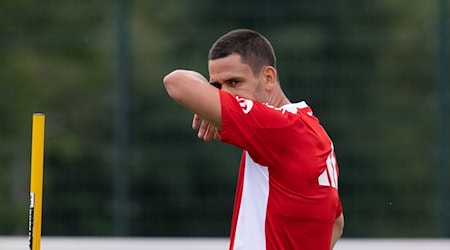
0;0;449;239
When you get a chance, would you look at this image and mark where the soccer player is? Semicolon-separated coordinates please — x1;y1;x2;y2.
163;29;344;250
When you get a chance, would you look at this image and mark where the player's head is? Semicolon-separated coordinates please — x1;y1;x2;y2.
207;29;281;104
208;29;277;76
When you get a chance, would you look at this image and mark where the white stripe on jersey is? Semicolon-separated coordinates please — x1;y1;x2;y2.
233;151;270;250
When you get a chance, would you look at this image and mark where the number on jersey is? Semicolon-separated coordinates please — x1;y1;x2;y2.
318;144;338;189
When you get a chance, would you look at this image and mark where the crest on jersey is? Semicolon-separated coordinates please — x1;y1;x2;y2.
236;96;254;114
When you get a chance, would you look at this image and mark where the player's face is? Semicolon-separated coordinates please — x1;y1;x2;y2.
208;54;268;102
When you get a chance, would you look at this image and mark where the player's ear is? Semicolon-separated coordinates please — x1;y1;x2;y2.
263;66;277;91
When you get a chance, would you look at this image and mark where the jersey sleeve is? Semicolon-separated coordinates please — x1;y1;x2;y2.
219;91;304;166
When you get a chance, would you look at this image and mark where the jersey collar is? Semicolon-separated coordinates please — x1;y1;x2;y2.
280;101;308;113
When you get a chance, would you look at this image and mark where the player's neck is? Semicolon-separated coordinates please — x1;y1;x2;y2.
267;87;290;108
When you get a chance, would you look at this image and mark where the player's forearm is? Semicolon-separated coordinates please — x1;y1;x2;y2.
163;69;207;99
163;69;222;129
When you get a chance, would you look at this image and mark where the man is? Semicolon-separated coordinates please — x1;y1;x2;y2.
163;29;344;250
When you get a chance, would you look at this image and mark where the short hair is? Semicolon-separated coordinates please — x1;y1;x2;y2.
208;29;277;75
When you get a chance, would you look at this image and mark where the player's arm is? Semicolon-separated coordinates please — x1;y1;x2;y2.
163;69;222;130
330;213;344;249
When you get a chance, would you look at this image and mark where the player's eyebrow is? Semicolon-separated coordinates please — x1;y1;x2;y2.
225;77;243;83
210;82;221;89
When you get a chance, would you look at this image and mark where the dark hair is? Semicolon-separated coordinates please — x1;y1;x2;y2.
208;29;277;75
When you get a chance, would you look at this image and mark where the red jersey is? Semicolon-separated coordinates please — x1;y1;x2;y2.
219;91;342;250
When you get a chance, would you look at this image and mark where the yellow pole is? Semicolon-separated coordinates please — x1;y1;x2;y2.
28;113;45;250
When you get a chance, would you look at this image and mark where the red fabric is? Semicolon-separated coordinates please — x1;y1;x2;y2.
220;91;342;250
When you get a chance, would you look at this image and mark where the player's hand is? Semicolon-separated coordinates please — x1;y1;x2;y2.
192;114;221;142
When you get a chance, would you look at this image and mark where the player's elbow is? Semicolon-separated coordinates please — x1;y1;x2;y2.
163;70;185;101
